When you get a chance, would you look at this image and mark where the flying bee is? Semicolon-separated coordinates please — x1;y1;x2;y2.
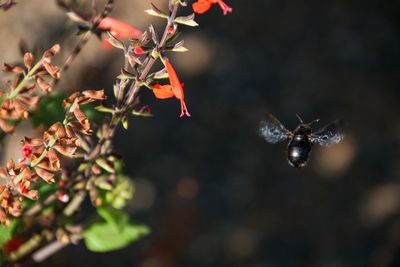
259;114;344;168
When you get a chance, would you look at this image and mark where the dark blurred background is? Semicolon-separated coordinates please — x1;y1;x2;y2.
2;0;400;266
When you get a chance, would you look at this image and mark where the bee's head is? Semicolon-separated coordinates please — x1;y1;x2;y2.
295;124;312;135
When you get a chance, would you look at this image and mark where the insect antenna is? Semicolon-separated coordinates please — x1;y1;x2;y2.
307;118;320;126
295;114;304;124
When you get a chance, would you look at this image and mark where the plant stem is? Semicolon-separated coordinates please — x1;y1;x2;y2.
7;60;43;100
52;0;115;87
87;4;180;162
63;190;86;216
53;31;91;86
8;232;43;262
124;3;179;107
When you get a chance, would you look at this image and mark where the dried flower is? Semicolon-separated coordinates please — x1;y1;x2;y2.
63;89;106;109
0;90;105;224
0;45;62;134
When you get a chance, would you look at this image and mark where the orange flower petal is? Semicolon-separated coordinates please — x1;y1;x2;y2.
163;58;184;99
153;84;174;99
161;58;191;117
99;17;142;39
192;0;212;14
193;0;232;15
98;17;142;48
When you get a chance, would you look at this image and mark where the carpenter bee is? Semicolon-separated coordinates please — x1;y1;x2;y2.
259;114;344;168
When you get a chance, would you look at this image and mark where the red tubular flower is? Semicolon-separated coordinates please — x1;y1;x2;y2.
152;58;190;117
98;17;143;48
192;0;232;15
164;58;190;117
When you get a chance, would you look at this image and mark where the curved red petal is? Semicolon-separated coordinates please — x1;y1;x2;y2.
163;58;184;99
98;17;142;39
153;84;174;99
192;0;213;14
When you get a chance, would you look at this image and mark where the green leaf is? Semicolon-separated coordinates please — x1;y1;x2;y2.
0;219;22;265
97;206;128;231
112;157;123;174
172;46;188;52
151;69;169;80
94;176;114;190
0;221;17;247
83;221;149;252
132;110;153;117
116;73;134;80
121;116;129;130
144;3;168;19
145;9;167;18
95;105;115;113
106;32;125;50
175;14;199;27
95;158;115;173
117;68;136;80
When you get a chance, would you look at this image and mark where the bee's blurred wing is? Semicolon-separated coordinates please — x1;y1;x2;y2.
310;120;344;146
259;114;291;143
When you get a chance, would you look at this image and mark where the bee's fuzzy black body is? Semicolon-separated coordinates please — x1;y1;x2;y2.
259;114;344;168
287;125;313;168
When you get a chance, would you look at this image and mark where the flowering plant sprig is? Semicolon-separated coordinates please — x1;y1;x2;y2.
0;45;61;134
0;89;105;225
100;1;199;118
0;0;232;264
